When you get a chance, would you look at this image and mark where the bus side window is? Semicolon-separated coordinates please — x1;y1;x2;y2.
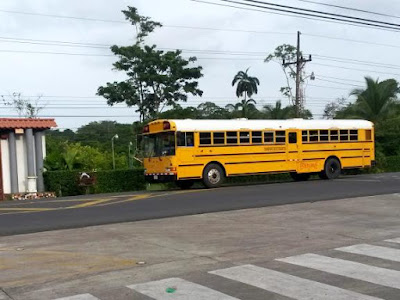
276;131;286;143
289;132;297;144
350;130;358;141
177;132;186;147
264;131;274;144
200;132;211;145
186;132;194;146
340;130;349;141
365;130;372;141
302;130;308;143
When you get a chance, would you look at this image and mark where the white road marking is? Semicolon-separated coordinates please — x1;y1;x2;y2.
385;237;400;244
277;254;400;289
128;277;239;300
210;264;382;300
336;244;400;262
54;294;99;300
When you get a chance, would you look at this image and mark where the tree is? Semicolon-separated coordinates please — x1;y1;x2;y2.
98;7;203;121
263;100;313;119
226;99;258;118
348;77;399;123
232;68;260;100
197;102;229;119
323;97;348;119
2;93;44;118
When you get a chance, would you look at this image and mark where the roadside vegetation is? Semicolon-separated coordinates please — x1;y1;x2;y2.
43;6;400;196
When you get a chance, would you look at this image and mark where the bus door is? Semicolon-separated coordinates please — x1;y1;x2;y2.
287;131;299;171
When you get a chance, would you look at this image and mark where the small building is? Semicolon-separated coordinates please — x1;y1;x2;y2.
0;118;57;200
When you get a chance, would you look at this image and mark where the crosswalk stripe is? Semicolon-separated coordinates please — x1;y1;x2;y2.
210;264;382;300
54;294;100;300
336;244;400;262
385;237;400;244
277;253;400;289
128;277;239;300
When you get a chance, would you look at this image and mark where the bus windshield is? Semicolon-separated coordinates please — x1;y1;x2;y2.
142;132;175;157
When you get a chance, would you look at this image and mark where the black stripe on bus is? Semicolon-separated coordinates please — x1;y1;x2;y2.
303;141;372;145
302;158;325;161
341;156;368;159
229;170;296;177
195;151;286;158
225;160;286;165
303;148;363;153
178;164;204;167
179;176;202;180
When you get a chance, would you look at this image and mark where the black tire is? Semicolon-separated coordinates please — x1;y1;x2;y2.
321;157;341;180
176;180;194;190
290;172;310;181
202;163;225;188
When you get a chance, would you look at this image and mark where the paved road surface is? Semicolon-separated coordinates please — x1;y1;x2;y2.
0;172;399;236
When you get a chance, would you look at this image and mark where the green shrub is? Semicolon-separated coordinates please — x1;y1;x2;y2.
384;156;400;172
43;171;81;197
44;169;145;197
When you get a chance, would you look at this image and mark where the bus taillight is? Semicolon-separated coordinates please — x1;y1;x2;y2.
143;125;149;133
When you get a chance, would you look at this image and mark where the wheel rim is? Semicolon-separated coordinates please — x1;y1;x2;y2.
207;169;221;185
328;162;339;175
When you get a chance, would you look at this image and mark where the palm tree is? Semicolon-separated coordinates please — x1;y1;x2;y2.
263;101;289;119
226;99;257;118
232;68;260;101
349;77;399;123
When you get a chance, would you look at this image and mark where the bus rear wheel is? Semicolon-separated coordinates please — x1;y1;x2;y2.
320;157;341;180
176;180;194;190
290;172;310;181
202;163;225;188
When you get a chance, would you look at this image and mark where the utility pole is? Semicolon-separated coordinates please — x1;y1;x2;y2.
282;31;312;117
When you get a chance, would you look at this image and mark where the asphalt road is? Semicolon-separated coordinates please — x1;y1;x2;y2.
0;172;399;236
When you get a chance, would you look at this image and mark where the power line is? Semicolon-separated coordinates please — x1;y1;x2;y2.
0;49;113;57
294;0;400;20
312;62;400;77
198;0;400;32
313;54;400;70
238;0;400;28
314;78;363;88
192;0;395;32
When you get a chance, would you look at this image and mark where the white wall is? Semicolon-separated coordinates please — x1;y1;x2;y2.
16;134;27;193
1;139;11;194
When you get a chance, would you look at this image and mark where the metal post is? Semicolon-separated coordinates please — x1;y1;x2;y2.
295;31;301;118
128;142;133;169
25;128;37;193
8;131;18;193
112;134;118;170
34;131;45;192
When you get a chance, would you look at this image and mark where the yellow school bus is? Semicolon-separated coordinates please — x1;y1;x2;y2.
142;119;375;188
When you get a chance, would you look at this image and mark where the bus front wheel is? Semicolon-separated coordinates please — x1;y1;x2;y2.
176;180;194;190
202;163;225;188
320;157;341;180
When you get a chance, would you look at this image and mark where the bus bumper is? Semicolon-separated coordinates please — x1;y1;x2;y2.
145;173;177;183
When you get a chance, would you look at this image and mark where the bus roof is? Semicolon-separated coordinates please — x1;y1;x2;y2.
167;119;373;131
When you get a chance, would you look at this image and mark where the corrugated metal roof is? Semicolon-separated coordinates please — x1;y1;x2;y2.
0;118;57;129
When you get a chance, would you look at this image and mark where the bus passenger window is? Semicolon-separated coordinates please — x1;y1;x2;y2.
240;132;250;144
289;132;297;144
200;132;211;145
302;130;308;142
226;131;238;144
350;130;358;141
186;132;194;146
309;130;318;142
320;130;329;141
365;130;372;141
177;132;186;147
213;132;225;144
264;132;274;143
276;131;286;143
340;130;349;141
330;130;339;141
252;131;262;144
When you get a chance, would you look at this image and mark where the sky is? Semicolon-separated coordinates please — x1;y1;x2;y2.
1;0;400;129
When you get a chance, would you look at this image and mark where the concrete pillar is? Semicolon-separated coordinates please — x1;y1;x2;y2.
34;131;44;192
8;131;18;194
25;128;37;193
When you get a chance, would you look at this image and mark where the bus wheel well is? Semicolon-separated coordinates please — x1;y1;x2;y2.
325;156;341;166
204;161;226;177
